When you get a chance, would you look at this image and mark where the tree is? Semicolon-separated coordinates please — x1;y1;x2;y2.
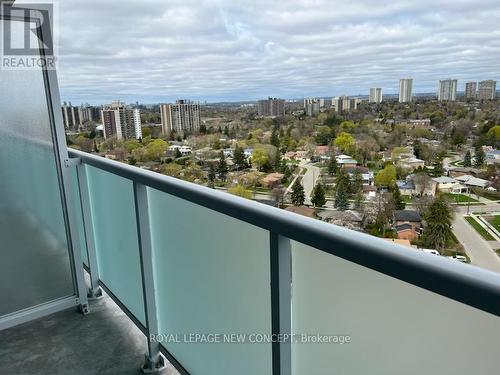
334;183;349;211
390;184;406;210
252;148;269;171
463;150;472;167
474;146;485;168
334;132;355;154
291;180;305;206
207;163;216;188
327;157;337;176
234;144;247;170
421;195;454;251
431;158;444;177
228;184;252;199
270;128;280;148
311;182;326;208
145;139;168;160
217;151;228;181
374;164;397;187
413;172;431;196
334;169;350;211
351;168;363;195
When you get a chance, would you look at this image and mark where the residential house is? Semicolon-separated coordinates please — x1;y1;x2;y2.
261;173;284;189
448;167;481;178
393;210;422;241
284;205;316;218
485;150;500;165
345;166;374;185
454;175;490;189
336;154;358;168
398;157;425;170
432;176;467;193
317;210;363;231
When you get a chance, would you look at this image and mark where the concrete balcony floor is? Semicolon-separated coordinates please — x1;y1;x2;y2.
0;292;180;375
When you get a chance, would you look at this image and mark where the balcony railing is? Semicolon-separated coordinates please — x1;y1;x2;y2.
1;4;500;374
66;148;500;375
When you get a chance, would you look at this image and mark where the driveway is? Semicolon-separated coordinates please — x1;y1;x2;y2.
302;163;321;204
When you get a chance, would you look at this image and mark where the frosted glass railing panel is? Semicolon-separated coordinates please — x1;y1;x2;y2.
85;165;145;325
291;241;499;375
148;188;272;375
0;18;74;316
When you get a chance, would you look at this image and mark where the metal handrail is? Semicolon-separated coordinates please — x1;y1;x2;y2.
68;148;500;317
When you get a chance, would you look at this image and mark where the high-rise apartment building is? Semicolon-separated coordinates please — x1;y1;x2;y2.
304;98;320;116
332;96;359;113
438;79;457;101
465;82;477;100
478;80;497;100
160;100;201;135
101;101;142;140
257;97;285;117
369;88;383;103
399;79;413;103
61;102;80;128
62;102;101;128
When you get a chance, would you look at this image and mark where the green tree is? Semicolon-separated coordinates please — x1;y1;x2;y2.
474;146;485;168
270;128;280;148
463;150;472;167
207;163;216;188
390;184;406;210
327;157;337;176
334;183;349;211
217;151;228;181
174;148;182;159
351;168;363;195
421;195;454;251
145;139;168;160
252;148;269;171
291;180;305;206
233;144;247;170
334;169;350;210
334;132;355;154
431;158;444;177
311;182;326;208
374;164;397;187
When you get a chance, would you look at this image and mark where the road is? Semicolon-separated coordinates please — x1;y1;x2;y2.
453;203;500;273
301;163;320;204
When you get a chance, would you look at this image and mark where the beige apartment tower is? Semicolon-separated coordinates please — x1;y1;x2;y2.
160;100;201;135
478;80;497;100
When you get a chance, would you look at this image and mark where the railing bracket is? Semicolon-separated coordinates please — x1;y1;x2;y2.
64;157;81;168
141;353;166;374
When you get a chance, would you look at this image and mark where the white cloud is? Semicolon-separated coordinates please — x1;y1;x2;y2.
46;0;500;103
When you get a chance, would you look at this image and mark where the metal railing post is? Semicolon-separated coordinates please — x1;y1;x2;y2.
63;158;89;314
270;232;292;375
76;162;102;299
133;182;166;374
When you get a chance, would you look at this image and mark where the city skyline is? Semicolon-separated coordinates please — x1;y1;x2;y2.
56;0;500;104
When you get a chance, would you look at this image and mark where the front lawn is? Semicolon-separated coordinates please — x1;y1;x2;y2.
464;216;495;241
486;215;500;233
445;193;479;203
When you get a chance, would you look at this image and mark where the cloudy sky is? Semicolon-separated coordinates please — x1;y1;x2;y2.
49;0;500;104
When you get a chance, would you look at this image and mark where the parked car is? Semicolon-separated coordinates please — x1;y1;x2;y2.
422;249;440;256
448;255;467;263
